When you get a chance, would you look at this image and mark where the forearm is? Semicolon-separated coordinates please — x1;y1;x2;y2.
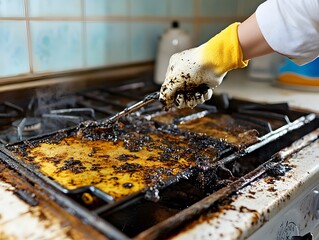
245;0;319;65
237;13;274;60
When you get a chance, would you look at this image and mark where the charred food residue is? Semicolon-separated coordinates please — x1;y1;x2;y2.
7;117;234;200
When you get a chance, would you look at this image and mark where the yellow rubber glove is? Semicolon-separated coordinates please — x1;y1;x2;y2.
160;23;249;110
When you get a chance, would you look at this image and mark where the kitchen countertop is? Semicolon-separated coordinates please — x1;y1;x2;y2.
215;69;319;113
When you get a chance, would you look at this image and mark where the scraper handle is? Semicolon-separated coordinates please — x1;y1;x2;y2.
108;91;160;123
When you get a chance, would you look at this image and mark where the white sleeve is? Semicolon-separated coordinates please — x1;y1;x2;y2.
256;0;319;65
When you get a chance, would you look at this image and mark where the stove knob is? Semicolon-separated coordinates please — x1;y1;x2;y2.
313;190;319;219
291;232;313;240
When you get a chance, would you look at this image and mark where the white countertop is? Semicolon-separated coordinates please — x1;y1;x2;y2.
215;69;319;113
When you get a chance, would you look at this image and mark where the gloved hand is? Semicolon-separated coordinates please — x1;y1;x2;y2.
159;23;249;110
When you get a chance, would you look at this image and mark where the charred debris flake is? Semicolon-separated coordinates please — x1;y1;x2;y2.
58;159;86;174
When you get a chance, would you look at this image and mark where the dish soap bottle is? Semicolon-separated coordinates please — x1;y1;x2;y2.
154;21;192;85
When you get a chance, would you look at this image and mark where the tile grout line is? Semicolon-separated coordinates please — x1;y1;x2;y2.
0;16;242;22
81;0;87;68
24;0;33;74
127;0;132;63
194;0;200;45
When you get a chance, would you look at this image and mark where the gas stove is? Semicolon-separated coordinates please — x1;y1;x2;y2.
0;81;158;144
0;77;318;240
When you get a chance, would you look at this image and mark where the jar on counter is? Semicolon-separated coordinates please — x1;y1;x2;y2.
154;21;192;85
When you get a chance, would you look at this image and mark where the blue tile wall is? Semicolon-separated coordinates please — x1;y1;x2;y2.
131;22;167;62
86;22;109;67
28;0;81;17
0;0;263;78
30;21;83;72
106;22;129;64
0;21;29;77
198;22;231;45
86;22;129;66
130;0;169;17
85;0;129;17
0;0;24;17
200;0;237;17
169;0;194;17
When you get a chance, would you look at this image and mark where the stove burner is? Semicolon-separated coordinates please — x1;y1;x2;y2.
12;117;42;132
12;117;42;140
12;117;41;132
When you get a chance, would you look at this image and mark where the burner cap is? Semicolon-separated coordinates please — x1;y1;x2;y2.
12;117;42;132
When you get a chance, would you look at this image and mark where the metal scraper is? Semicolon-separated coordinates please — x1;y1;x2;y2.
107;91;160;123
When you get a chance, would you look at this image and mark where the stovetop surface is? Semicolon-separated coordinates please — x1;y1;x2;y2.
0;79;318;240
